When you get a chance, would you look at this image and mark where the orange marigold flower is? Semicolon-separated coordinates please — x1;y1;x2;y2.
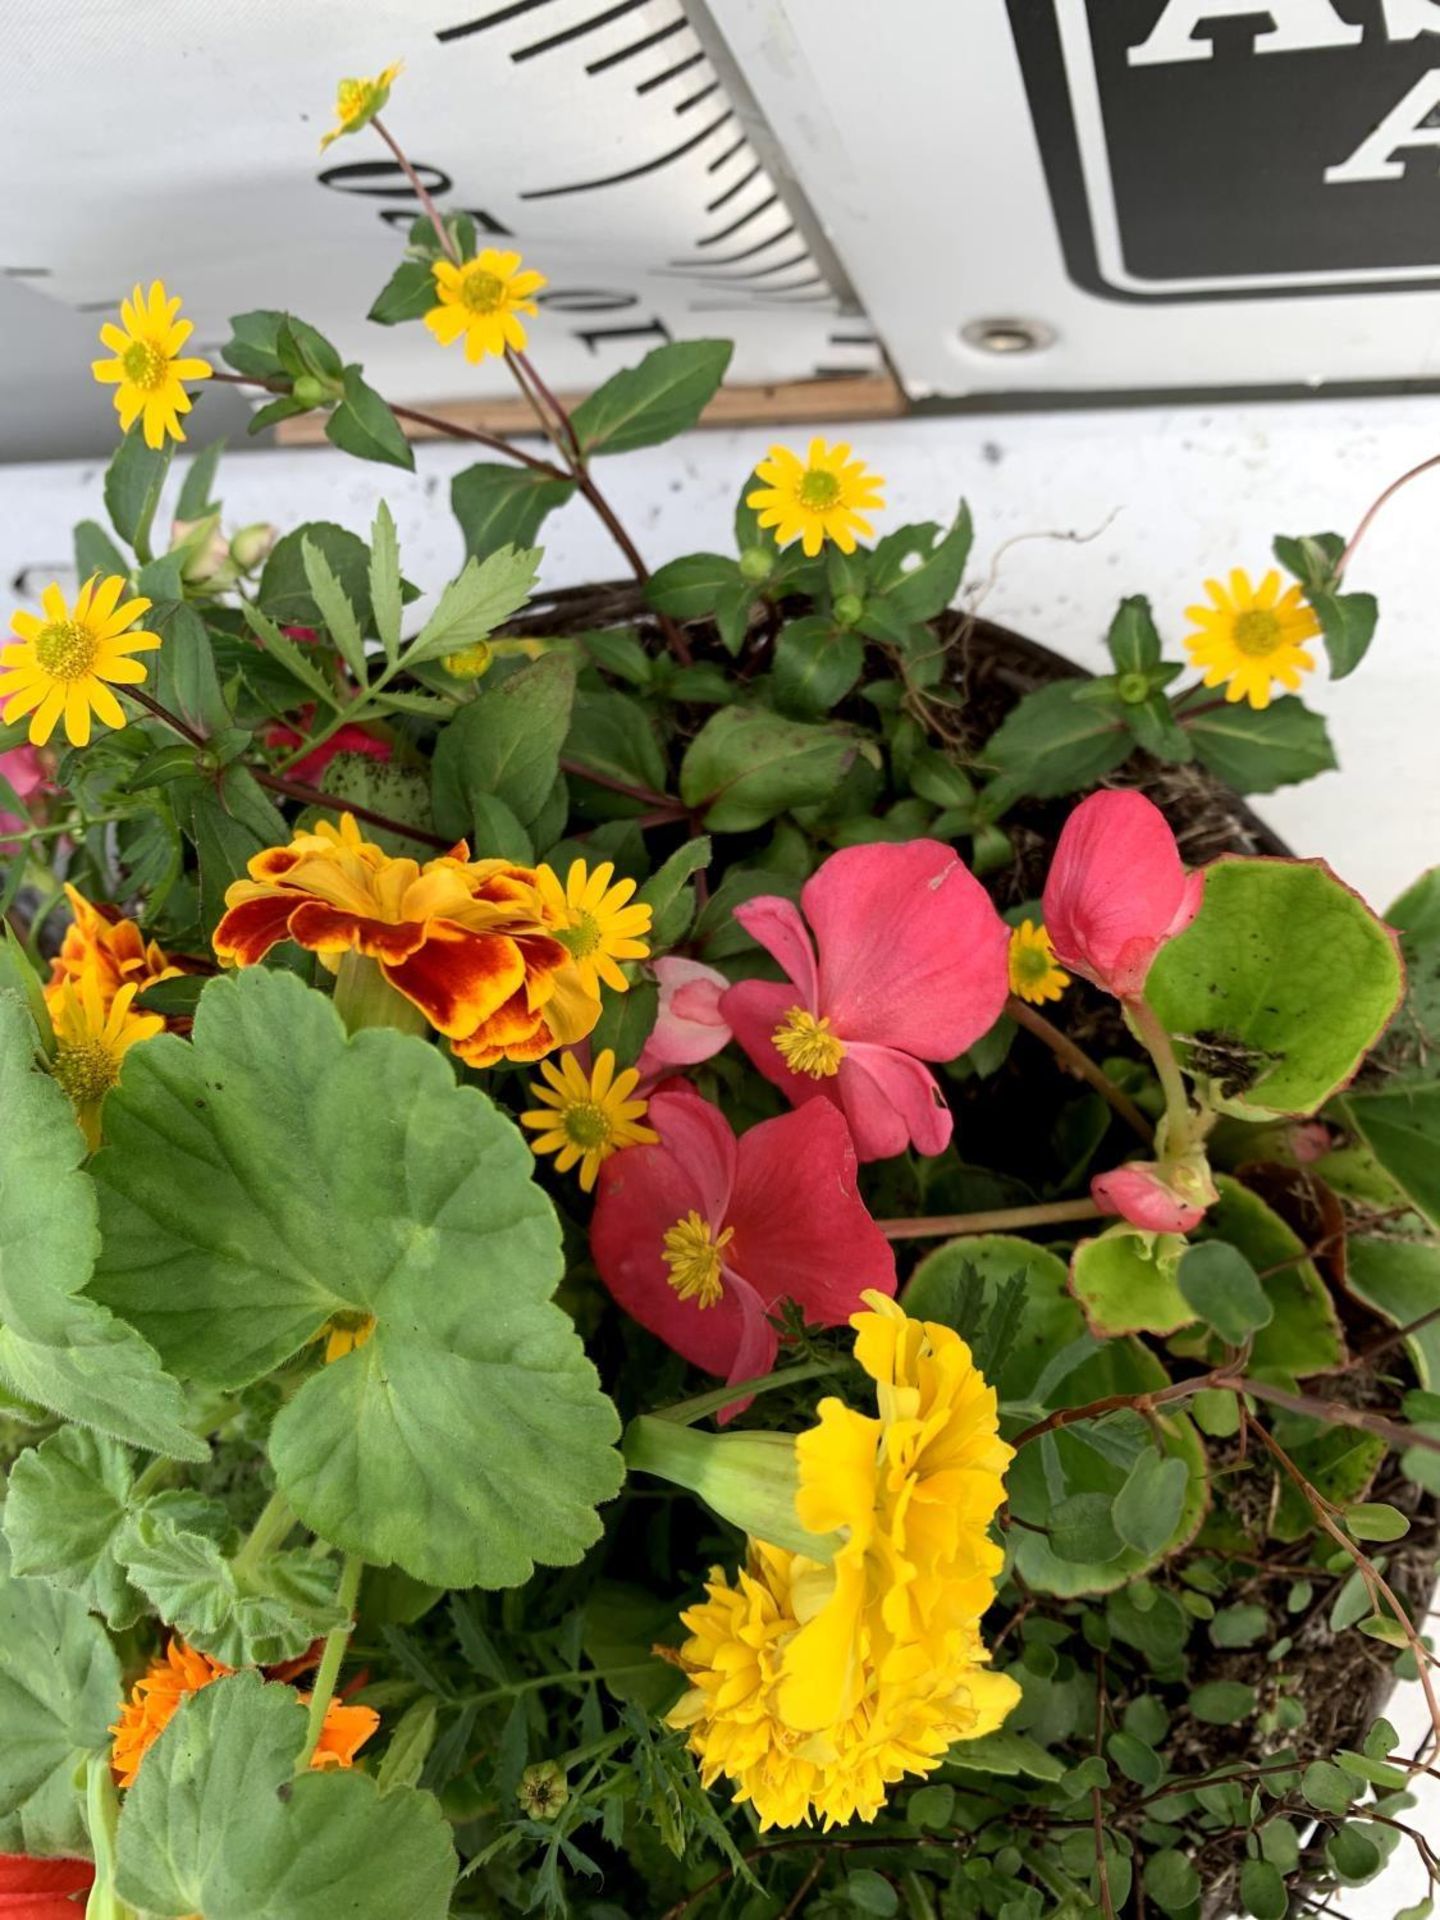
211;813;602;1066
49;882;179;1004
111;1640;380;1787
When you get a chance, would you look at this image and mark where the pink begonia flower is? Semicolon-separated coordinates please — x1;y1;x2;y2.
590;1087;895;1410
0;743;49;851
1092;1142;1218;1235
720;839;1010;1162
635;956;732;1082
1042;790;1204;999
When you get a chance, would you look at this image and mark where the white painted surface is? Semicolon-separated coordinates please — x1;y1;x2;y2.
2;395;1437;1900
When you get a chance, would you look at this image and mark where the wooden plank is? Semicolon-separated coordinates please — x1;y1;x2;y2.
274;372;906;447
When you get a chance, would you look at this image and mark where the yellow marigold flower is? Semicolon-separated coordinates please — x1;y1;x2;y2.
520;1047;657;1192
425;250;547;363
1183;568;1321;711
666;1294;1018;1830
746;439;886;557
111;1640;379;1787
534;858;652;999
1;578;160;749
319;60;404;151
45;971;163;1150
91;281;213;450
318;1311;377;1364
49;882;179;1005
1007;918;1069;1006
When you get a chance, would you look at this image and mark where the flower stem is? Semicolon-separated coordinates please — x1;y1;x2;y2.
371;115;459;264
233;1487;297;1582
1338;448;1440;580
1006;996;1154;1144
1124;994;1200;1152
879;1198;1104;1242
332;951;429;1035
84;1752;139;1920
298;1551;365;1771
651;1358;844;1426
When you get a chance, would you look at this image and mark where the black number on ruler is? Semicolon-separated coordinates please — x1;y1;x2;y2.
317;160;511;237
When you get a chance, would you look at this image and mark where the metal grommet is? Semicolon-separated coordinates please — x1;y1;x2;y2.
960;318;1056;355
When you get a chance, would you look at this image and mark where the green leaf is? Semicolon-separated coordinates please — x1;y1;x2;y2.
1113;1449;1190;1557
238;602;343;709
220;309;286;380
883;502;973;622
1125;692;1195;764
948;1731;1065;1781
1345;1501;1409;1543
1196;1178;1342;1379
1106;596;1162;673
902;1235;1081;1406
115;1503;346;1665
1210;1603;1269;1648
570;340;732;457
1302;1758;1358;1814
175;439;225;520
0;992;203;1461
302;535;368;681
637;837;712;948
1050;1491;1123;1564
1145;857;1403;1121
275;315;344;385
845;1868;899;1916
148;600;231;737
431;653;577;839
1340;1079;1440;1229
591;979;658;1069
1070;1226;1193;1337
452;462;576;562
2;1425;148;1628
115;1671;457;1920
104;424;173;558
259;522;374;630
1273;530;1344;593
979;679;1131;814
0;1536;122;1857
1184;696;1336;794
1309;588;1378;680
74;517;130;581
645;552;741;620
1144;1849;1201;1912
1189;1680;1255;1724
1177;1241;1273;1345
407;546;540;666
679;706;857;832
325;366;415;473
564;690;669;812
369;259;437;324
90;970;622;1588
772;616;865;716
369;501;403;668
376;1698;440;1793
1107;1730;1164;1788
1345;1236;1440;1386
1240;1859;1288;1920
1326;1822;1384;1884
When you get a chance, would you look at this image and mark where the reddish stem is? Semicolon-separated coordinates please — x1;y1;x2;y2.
1339;449;1440;579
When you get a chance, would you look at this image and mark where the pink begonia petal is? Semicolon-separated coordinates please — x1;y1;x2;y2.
635;956;732;1078
728;1100;896;1321
1042;791;1203;998
716;1271;780;1423
801;839;1009;1058
836;1042;954;1161
730;894;819;1006
0;744;49;846
1091;1162;1207;1234
721;977;843;1115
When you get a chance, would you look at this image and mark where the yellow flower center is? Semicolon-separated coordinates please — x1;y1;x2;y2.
458;269;508;315
564;910;602;959
51;1038;120;1106
121;339;168;391
662;1210;734;1309
1231;608;1284;658
798;467;842;510
1012;943;1051;988
563;1102;613;1150
442;641;493;678
34;618;100;681
772;1007;845;1078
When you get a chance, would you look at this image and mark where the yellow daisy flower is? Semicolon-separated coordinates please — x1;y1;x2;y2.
1;577;160;749
91;281;212;450
319;61;404;151
424;251;547;363
746;438;886;557
520;1048;656;1192
1007;919;1069;1006
535;858;652;999
1183;568;1321;711
45;971;163;1150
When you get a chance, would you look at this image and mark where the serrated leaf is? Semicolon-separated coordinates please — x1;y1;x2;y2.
90;971;622;1588
302;536;368;681
407;546;540;666
679;706;857;832
570;340;732;456
115;1672;457;1920
1146;857;1403;1121
326;367;416;473
451;462;576;562
1185;696;1336;794
369;501;403;667
2;1426;147;1627
0;992;204;1461
259;522;374;631
149;600;231;737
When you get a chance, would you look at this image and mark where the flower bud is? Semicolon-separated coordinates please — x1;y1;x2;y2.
516;1761;568;1821
291;373;331;410
230;522;277;571
442;641;493;680
170;512;230;586
833;591;864;629
623;1415;840;1560
738;545;774;584
1116;671;1151;705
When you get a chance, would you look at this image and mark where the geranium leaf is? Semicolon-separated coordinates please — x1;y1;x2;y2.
1144;857;1403;1121
3;1426;148;1628
115;1671;457;1920
90;970;623;1588
0;992;203;1461
0;1535;121;1857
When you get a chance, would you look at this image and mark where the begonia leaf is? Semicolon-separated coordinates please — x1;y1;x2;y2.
89;970;623;1588
1070;1226;1193;1338
1145;858;1402;1121
115;1672;456;1920
0;991;203;1462
1339;1079;1440;1230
